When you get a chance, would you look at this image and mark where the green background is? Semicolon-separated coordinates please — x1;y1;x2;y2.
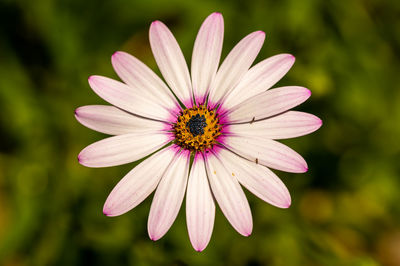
1;0;399;265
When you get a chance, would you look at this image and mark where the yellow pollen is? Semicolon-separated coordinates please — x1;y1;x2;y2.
173;105;222;151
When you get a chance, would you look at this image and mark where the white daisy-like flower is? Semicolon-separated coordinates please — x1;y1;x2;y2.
75;12;322;251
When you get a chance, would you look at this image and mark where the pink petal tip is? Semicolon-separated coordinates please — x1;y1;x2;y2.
282;198;292;208
151;20;161;26
77;153;87;166
257;30;266;36
111;51;120;58
103;209;110;216
244;231;252;237
149;235;159;241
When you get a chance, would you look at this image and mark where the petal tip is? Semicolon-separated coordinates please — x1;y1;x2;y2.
88;75;100;86
102;202;114;216
77;153;85;165
148;227;163;241
283;198;292;208
211;12;222;18
149;234;160;241
244;230;252;237
256;30;266;37
77;152;89;167
195;247;205;252
191;240;209;252
296;160;309;173
240;225;253;237
103;208;111;216
112;51;121;59
151;20;161;26
312;117;323;132
298;87;312;99
88;75;100;81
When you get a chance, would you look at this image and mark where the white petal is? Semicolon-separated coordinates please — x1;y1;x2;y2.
208;31;265;106
186;154;215;251
88;75;171;121
148;150;190;240
205;152;252;236
229;111;322;139
191;12;224;104
218;149;291;208
78;132;170;168
223;54;295;109
149;21;192;107
224;135;308;173
103;147;175;216
225;86;311;124
111;51;178;110
75;105;166;135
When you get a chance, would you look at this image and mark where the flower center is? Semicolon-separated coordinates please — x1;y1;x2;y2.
173;105;221;151
187;114;207;136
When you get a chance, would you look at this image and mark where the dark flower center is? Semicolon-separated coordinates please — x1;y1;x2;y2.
186;114;207;136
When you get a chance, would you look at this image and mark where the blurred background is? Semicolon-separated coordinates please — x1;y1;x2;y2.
1;0;399;265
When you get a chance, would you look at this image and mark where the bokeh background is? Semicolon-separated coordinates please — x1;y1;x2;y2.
1;0;399;265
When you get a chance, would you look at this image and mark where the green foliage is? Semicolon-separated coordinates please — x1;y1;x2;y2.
0;0;399;265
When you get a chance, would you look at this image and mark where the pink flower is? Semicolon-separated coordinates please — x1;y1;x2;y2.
75;12;322;252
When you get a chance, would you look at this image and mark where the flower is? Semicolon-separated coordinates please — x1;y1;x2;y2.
75;12;322;251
